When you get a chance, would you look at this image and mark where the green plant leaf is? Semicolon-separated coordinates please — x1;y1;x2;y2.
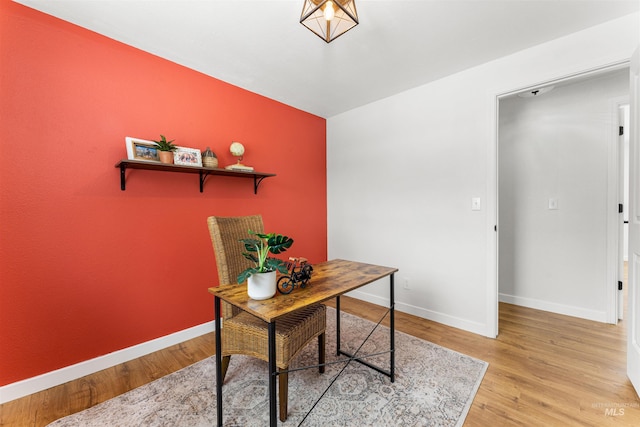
250;231;272;240
267;234;293;254
237;267;259;284
240;238;260;252
265;258;289;274
242;253;259;263
153;134;177;151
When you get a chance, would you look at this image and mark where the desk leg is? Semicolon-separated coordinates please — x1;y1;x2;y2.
268;321;277;427
389;273;395;383
335;296;341;356
214;297;223;426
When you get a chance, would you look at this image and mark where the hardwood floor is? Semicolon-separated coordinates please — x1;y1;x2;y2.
0;334;216;427
2;297;639;426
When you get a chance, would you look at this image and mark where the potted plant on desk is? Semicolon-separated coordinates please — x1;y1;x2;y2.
238;230;293;300
153;135;177;164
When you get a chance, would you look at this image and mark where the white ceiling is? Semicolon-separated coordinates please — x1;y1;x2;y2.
14;0;640;118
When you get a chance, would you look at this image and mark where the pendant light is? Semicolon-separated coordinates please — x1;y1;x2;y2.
300;0;359;43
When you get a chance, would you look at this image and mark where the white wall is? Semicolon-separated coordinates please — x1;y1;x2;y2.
498;70;629;322
327;12;639;337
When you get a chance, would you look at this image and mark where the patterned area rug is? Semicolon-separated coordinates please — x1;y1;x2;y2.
48;308;487;426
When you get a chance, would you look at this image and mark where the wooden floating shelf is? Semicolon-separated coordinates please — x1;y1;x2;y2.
115;159;276;194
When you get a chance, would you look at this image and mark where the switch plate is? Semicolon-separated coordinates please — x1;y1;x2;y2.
471;197;481;211
548;198;558;210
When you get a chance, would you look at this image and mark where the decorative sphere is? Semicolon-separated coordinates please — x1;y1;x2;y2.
230;142;245;157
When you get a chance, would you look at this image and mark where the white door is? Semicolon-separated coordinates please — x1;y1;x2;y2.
627;47;640;395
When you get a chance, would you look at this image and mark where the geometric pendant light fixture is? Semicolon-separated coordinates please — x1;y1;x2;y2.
300;0;359;43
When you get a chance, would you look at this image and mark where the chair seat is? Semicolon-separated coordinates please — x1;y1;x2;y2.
222;303;326;369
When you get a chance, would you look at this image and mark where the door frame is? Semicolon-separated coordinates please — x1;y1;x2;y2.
616;102;631;321
608;96;630;323
490;60;631;335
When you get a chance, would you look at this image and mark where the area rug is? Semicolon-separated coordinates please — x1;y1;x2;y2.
48;308;488;426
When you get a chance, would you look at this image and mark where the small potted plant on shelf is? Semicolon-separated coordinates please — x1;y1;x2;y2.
153;135;178;164
238;230;294;300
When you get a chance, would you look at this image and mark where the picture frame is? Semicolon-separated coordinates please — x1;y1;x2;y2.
125;137;160;162
174;146;203;167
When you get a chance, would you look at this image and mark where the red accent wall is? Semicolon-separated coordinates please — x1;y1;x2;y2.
0;1;327;386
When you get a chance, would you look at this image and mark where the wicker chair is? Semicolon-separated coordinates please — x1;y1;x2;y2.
207;215;326;422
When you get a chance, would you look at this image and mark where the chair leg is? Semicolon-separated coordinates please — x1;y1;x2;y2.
318;333;326;374
221;355;231;382
279;368;288;422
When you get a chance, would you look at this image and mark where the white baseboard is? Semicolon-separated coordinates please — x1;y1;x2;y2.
499;293;607;323
346;290;489;337
0;321;215;404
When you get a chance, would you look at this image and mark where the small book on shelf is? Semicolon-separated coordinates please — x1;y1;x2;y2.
225;164;254;172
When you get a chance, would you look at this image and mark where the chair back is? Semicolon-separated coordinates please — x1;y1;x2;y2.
207;215;264;318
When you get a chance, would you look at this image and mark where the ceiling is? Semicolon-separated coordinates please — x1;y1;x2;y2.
14;0;640;118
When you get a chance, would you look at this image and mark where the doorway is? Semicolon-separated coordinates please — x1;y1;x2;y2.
497;67;630;325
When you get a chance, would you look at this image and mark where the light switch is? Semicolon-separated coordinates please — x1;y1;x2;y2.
472;197;481;211
548;198;558;210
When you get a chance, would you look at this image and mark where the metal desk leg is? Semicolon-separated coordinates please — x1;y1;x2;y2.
336;296;342;356
214;297;223;426
268;321;277;427
390;273;395;383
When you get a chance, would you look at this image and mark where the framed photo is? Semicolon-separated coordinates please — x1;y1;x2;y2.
174;146;203;167
125;137;160;162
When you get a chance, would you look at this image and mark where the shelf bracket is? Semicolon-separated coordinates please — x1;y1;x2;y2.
254;176;267;194
119;164;127;191
199;170;211;193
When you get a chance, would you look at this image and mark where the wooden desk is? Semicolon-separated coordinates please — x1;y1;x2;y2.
208;259;398;427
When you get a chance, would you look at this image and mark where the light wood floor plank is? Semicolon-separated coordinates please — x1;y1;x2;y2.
2;297;639;426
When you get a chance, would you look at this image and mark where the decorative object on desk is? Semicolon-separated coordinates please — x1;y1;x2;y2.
238;230;293;300
225;141;254;171
300;0;359;43
152;135;178;164
174;146;203;167
277;256;313;294
201;146;218;168
125;137;160;162
47;308;488;427
246;270;277;300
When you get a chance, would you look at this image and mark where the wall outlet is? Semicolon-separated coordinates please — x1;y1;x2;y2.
403;277;410;290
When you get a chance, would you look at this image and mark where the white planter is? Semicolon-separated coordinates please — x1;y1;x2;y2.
247;271;277;300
